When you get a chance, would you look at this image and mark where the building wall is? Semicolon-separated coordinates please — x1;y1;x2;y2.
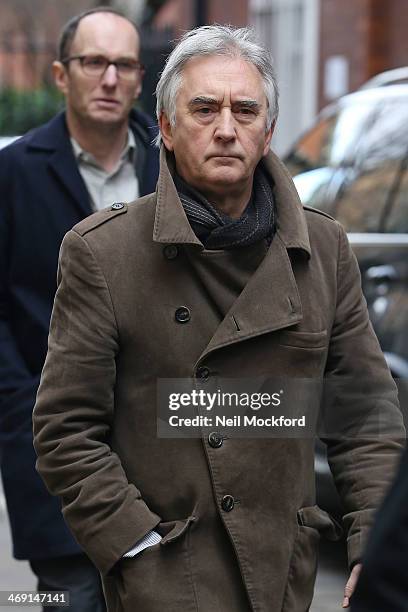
0;0;94;89
207;2;248;26
319;0;408;110
153;0;248;34
388;0;408;68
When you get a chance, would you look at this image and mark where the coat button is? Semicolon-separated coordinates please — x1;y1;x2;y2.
208;432;223;448
163;245;178;260
175;306;190;323
195;366;210;380
221;495;235;512
111;202;124;210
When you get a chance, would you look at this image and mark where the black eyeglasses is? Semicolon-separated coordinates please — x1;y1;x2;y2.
62;55;145;80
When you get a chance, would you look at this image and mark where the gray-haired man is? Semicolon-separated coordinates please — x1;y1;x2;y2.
33;25;403;611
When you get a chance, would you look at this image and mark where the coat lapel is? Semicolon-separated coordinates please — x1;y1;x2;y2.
198;234;303;360
47;148;92;218
27;112;92;218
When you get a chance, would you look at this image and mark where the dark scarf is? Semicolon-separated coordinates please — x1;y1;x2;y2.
174;165;276;250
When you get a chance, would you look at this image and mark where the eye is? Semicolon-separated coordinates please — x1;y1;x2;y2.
196;107;213;115
117;60;136;71
85;56;105;67
237;107;256;116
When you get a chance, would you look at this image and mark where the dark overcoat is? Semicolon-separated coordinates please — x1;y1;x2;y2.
0;109;159;559
33;149;404;610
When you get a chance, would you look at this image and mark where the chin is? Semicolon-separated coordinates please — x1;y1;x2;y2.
88;112;124;126
210;170;244;185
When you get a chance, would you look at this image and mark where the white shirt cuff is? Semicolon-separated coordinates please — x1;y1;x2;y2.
123;530;162;558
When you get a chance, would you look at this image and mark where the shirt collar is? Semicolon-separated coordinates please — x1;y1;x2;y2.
70;128;136;167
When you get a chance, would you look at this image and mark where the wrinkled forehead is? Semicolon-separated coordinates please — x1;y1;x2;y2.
178;54;267;105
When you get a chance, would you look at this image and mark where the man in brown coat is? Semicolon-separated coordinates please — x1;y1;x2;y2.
33;25;404;611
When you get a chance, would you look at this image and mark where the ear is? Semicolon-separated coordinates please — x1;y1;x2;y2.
262;119;276;156
52;61;69;96
159;112;174;151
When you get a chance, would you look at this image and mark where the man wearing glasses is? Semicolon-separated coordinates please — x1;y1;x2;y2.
0;7;158;611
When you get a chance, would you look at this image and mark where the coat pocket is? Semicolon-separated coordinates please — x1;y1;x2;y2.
114;515;198;612
282;506;342;612
278;329;328;349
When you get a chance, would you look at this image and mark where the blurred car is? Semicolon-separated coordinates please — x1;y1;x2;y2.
284;74;408;516
359;66;408;89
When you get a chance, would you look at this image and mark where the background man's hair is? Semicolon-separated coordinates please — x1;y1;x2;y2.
155;24;279;146
57;5;140;61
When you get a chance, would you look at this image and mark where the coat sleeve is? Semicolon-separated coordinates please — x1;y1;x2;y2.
0;149;40;434
322;222;405;568
33;229;161;575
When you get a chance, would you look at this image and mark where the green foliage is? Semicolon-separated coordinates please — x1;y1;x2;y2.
0;88;64;135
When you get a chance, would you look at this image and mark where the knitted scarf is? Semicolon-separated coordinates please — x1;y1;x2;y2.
174;165;276;250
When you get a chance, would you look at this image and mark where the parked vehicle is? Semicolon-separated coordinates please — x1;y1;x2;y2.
284;76;408;515
359;66;408;89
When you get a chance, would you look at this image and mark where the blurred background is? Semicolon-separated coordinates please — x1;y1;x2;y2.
0;0;407;153
0;1;407;610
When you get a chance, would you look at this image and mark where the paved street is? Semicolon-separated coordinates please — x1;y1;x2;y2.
1;482;348;611
0;487;38;611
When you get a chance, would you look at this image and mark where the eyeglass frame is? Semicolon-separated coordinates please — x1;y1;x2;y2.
61;54;145;80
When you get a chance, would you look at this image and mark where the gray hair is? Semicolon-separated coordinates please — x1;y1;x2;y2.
155;25;279;146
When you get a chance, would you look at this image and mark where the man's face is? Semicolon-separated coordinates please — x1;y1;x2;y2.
160;55;273;200
53;13;142;128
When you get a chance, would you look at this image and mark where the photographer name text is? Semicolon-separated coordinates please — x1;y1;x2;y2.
168;415;306;428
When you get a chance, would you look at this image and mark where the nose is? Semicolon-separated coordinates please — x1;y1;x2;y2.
101;63;118;87
214;108;236;142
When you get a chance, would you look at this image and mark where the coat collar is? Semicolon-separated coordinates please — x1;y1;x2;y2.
153;146;311;258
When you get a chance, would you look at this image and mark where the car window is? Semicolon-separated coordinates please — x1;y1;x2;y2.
334;160;400;232
285;98;376;176
333;100;408;232
292;168;336;212
285;116;336;176
384;162;408;233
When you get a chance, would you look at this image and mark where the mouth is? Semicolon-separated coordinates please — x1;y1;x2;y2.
208;154;241;160
94;98;120;107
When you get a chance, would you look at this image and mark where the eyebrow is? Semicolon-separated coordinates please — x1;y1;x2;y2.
189;96;219;107
188;96;262;110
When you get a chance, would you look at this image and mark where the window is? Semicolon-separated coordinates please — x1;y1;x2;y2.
384;162;408;233
334;99;408;232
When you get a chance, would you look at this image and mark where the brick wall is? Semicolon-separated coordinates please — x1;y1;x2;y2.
0;0;94;89
207;1;248;27
388;0;408;68
318;0;408;109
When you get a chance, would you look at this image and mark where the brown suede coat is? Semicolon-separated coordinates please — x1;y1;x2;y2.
33;149;404;611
